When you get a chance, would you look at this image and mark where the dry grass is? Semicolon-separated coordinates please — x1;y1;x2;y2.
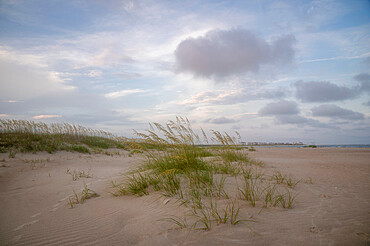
1;117;301;230
114;117;301;231
0;119;127;154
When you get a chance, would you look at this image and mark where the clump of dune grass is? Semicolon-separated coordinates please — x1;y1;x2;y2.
68;183;99;208
271;189;297;209
272;170;286;184
286;176;301;188
21;157;50;170
0;119;127;154
305;177;313;184
66;168;93;181
238;176;261;207
114;118;257;230
112;117;300;231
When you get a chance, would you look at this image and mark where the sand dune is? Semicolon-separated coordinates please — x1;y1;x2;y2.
0;148;369;245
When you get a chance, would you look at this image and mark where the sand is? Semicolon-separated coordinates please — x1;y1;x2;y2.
0;148;369;245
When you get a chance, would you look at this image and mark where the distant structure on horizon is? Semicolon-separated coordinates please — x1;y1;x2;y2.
243;142;304;146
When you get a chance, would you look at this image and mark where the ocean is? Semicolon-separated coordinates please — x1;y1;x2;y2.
254;144;370;148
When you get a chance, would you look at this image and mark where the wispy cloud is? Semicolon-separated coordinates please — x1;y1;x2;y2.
299;52;370;64
104;89;146;99
180;87;287;106
33;115;62;119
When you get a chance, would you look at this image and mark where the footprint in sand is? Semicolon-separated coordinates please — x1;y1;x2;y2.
310;226;322;234
319;194;331;198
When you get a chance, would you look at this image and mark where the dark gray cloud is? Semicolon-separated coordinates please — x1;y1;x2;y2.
204;117;239;124
295;80;356;102
363;57;370;67
353;73;370;92
312;104;365;120
275;115;330;128
259;100;331;128
364;101;370;106
175;29;296;77
259;100;299;115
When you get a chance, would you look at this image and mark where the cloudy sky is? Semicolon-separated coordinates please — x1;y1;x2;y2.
1;0;369;144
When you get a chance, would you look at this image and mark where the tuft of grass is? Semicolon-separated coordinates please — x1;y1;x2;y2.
238;177;260;207
80;183;99;203
66;168;93;181
228;198;243;225
160;171;181;197
161;215;189;229
219;150;250;164
213;161;241;175
286;176;301;188
262;184;277;208
213;175;228;198
271;189;297;209
68;184;99;208
8;151;16;158
272;170;286;184
305;177;313;184
124;172;149;196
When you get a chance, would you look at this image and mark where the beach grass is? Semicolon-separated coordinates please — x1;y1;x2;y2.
0;119;127;154
114;117;299;230
68;183;99;208
1;117;300;230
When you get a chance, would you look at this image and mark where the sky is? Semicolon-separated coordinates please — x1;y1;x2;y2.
0;0;369;144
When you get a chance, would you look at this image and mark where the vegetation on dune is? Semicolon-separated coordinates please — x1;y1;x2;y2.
0;117;302;230
68;183;99;209
0;119;127;154
113;117;300;231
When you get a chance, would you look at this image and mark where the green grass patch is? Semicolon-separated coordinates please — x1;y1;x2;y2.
0;119;127;154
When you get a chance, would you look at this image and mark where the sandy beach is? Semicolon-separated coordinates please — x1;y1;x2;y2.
0;147;369;246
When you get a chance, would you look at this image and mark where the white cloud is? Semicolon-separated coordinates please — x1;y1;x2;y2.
0;59;75;101
88;70;103;77
104;89;145;99
87;48;133;68
0;45;48;68
33;115;62;119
